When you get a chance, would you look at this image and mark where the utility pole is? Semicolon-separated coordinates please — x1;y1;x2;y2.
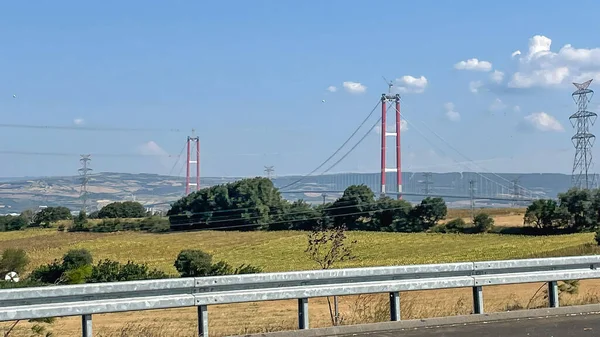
421;172;433;195
469;179;475;222
264;166;275;180
78;155;92;213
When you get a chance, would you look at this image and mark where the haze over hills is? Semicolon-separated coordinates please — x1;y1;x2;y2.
0;171;581;214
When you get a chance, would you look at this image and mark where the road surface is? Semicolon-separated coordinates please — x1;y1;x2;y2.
336;313;599;336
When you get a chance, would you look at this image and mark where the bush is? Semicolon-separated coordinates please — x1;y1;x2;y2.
88;259;168;282
174;250;214;277
29;261;65;284
595;230;600;246
473;213;494;233
57;223;66;232
0;248;29;274
140;216;170;233
437;218;468;233
174;249;262;277
69;211;89;232
32;206;73;226
62;249;93;270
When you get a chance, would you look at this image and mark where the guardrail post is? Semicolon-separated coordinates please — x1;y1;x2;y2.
298;298;309;329
389;292;400;321
198;305;208;337
81;314;92;337
548;281;559;308
472;286;483;314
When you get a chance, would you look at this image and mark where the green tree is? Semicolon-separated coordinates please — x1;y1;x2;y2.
473;213;494;233
273;200;321;231
375;196;412;232
70;211;89;231
523;199;565;230
407;197;447;232
98;201;146;219
0;248;29;274
558;188;597;232
33;207;73;225
168;177;287;231
6;215;29;231
325;185;376;230
62;249;93;270
174;250;214;277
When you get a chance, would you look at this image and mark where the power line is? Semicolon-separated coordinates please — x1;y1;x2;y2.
0;150;181;157
320;115;382;175
279;100;382;190
0;123;183;133
170;202;415;231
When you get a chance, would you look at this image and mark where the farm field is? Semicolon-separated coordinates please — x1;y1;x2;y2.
3;208;600;336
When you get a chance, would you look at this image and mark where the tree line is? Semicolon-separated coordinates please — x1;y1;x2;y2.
167;177;489;233
524;188;600;236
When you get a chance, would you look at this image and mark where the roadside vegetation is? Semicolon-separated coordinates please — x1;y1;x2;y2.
3;177;600;336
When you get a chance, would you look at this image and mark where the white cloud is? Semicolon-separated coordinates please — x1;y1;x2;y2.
469;80;483;93
490;70;505;83
444;102;460;121
395;75;428;94
342;81;366;94
73;118;85;125
513;105;521;112
327;86;337;92
508;35;600;88
489;98;506;111
511;50;522;58
454;58;493;72
373;120;408;134
523;112;564;132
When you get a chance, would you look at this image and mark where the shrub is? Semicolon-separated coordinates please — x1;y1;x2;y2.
88;259;168;283
0;248;29;274
29;261;65;284
174;250;214;277
57;224;65;232
174;249;262;277
140;216;170;233
62;249;93;270
437;218;468;233
473;213;495;233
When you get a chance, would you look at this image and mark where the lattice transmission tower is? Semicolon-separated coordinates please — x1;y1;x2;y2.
570;79;597;189
264;166;275;180
78;155;92;213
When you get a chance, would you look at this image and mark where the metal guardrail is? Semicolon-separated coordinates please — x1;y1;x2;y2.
1;255;600;337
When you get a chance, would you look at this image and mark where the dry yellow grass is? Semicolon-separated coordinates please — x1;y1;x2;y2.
3;208;600;337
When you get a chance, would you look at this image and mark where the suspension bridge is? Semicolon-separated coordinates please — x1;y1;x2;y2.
171;92;543;208
0;89;558;212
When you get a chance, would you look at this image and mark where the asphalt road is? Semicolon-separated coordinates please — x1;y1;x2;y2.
336;313;599;337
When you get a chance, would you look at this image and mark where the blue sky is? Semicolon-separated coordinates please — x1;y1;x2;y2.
1;1;600;177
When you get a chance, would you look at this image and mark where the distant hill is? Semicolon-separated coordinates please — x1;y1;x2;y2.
0;171;578;214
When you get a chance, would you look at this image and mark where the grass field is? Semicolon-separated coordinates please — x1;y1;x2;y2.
4;208;600;337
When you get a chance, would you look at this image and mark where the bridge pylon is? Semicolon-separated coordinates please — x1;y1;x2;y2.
380;93;402;199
